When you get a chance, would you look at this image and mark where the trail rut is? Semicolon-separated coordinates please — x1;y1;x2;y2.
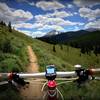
20;46;43;100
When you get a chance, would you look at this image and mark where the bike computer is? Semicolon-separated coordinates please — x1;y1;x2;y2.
45;65;56;80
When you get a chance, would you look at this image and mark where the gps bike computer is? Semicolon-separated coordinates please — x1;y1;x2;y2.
45;65;56;80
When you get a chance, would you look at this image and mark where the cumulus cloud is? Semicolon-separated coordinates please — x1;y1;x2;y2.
13;23;34;29
79;7;100;21
13;18;84;32
0;2;33;23
46;10;73;18
13;17;69;32
35;14;84;27
73;0;100;7
32;23;44;29
32;31;46;38
13;9;33;21
0;3;13;22
44;17;70;26
85;19;100;29
29;2;35;6
18;29;46;38
11;6;84;34
34;14;84;32
38;24;66;32
16;0;35;6
67;4;73;8
36;1;65;11
13;22;44;29
74;26;80;31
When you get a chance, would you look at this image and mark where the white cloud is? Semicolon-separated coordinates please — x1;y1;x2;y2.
12;10;84;33
0;2;11;12
79;7;100;21
38;20;84;31
74;26;80;31
0;2;33;23
32;31;46;38
36;1;65;11
29;2;35;6
35;15;63;25
74;12;78;15
16;28;46;38
13;23;34;29
67;4;73;8
62;20;84;26
12;18;67;31
13;22;44;29
85;19;100;29
34;12;84;32
17;29;46;38
47;10;73;18
16;0;35;6
38;24;66;32
13;10;33;21
32;23;44;29
35;14;84;27
73;0;100;7
45;17;69;26
0;3;14;22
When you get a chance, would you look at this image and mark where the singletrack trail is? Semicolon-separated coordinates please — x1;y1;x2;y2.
20;46;43;100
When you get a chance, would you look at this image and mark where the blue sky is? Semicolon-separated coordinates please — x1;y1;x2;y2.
0;0;100;38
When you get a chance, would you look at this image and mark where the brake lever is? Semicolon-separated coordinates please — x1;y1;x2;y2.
8;72;29;87
75;68;94;86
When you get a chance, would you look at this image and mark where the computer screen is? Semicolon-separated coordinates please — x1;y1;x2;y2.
47;68;55;74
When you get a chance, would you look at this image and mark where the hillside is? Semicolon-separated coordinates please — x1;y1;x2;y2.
38;30;100;56
0;24;100;99
0;24;33;99
67;30;100;55
0;25;31;72
68;30;100;45
38;30;100;46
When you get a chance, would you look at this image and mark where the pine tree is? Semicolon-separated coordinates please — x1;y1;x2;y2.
60;44;63;50
53;45;56;52
2;39;13;53
0;21;6;26
8;22;12;32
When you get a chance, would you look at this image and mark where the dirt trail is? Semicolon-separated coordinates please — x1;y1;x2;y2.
20;46;43;100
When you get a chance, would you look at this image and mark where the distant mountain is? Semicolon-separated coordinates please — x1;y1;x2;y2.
85;28;99;32
38;30;89;44
44;30;61;37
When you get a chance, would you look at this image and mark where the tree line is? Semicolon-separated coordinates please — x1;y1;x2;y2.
69;41;100;56
0;21;13;53
0;21;12;32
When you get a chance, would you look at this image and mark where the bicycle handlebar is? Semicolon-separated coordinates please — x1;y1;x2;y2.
0;68;100;86
0;68;100;80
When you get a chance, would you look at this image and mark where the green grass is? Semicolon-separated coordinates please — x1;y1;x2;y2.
32;39;74;71
0;25;30;99
58;80;100;100
0;84;22;100
32;39;100;70
0;25;30;72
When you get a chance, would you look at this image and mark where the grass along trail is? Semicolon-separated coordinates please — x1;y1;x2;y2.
20;46;43;100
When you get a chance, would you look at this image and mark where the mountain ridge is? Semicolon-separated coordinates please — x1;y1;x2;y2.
38;29;90;43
